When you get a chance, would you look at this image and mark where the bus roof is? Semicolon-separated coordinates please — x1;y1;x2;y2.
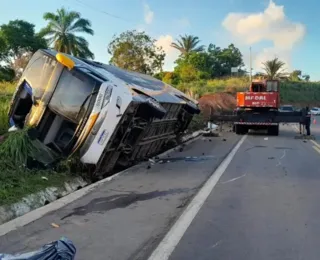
41;49;198;105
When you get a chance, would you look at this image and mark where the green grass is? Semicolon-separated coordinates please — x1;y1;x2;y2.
0;169;72;206
0;81;81;206
0;81;15;135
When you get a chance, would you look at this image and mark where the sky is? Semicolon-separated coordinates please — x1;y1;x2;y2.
0;0;319;79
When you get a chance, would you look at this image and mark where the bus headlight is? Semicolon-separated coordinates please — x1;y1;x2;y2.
91;111;107;135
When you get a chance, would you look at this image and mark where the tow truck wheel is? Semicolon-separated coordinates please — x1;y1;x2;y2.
273;125;279;136
235;125;248;135
268;125;279;136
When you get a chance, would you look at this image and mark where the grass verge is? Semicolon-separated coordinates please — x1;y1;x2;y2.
0;81;81;206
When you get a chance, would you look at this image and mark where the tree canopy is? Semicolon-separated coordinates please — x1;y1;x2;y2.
39;7;94;59
108;30;165;75
172;42;244;83
262;58;286;80
0;20;46;60
0;19;47;80
171;35;204;56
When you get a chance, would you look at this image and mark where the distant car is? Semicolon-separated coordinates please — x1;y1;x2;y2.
310;107;320;115
279;105;294;112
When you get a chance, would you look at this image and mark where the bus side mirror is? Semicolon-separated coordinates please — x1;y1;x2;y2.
56;53;75;70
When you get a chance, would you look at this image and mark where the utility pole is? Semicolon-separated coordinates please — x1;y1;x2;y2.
249;46;252;83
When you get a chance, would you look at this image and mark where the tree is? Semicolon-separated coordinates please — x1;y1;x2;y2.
108;30;165;75
303;74;310;82
289;70;302;81
39;7;94;59
0;66;15;81
207;44;244;77
0;20;46;60
162;72;179;85
262;58;286;79
171;35;204;56
0;20;47;78
173;43;244;81
174;52;211;82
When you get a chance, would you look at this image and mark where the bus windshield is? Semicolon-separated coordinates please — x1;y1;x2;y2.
49;69;98;123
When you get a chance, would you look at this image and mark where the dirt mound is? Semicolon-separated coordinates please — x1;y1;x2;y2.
198;93;236;117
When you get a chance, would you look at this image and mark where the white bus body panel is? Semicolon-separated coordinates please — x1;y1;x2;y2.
80;79;132;164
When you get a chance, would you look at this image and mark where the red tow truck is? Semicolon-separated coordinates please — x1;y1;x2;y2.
211;79;306;136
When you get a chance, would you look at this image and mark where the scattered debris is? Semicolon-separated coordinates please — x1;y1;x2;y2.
41;176;49;181
51;223;60;228
222;138;226;141
203;131;219;137
295;135;316;140
210;240;223;249
221;173;246;184
148;158;156;164
0;237;76;259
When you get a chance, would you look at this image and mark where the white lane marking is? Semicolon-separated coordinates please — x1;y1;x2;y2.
312;145;320;155
221;173;246;184
280;150;286;160
311;140;320;148
148;135;247;260
276;150;287;167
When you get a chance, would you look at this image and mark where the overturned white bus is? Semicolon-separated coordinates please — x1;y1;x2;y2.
8;49;200;177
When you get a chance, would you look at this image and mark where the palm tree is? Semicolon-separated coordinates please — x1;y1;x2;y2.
39;8;94;59
171;34;204;56
262;58;287;79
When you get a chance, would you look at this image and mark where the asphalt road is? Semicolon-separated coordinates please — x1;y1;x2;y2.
1;123;320;260
169;123;320;260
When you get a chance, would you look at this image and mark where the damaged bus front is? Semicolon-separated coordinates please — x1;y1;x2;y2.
8;49;200;178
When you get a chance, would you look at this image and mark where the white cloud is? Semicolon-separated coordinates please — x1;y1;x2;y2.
144;4;154;24
155;35;180;71
222;0;306;70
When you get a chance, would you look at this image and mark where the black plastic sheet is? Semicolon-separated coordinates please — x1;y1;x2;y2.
0;237;76;260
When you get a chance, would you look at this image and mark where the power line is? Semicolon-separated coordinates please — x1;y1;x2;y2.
72;0;132;23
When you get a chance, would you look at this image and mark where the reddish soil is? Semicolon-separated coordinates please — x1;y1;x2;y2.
198;93;236;117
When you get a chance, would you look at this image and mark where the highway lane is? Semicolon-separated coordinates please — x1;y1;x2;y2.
169;124;320;260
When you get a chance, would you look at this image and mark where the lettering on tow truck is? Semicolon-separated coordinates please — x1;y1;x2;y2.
245;95;267;101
